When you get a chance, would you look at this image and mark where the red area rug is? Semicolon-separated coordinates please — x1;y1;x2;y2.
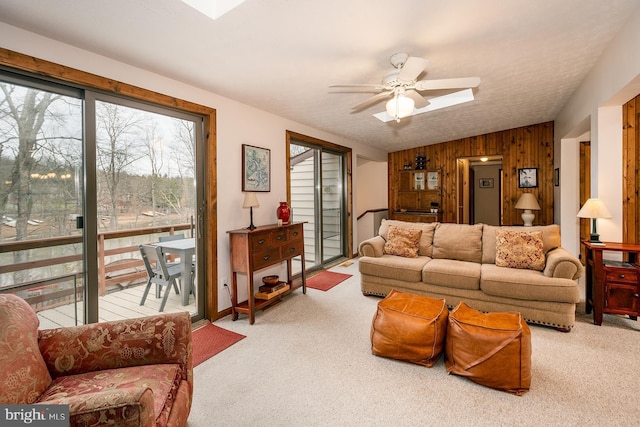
306;271;352;292
192;323;245;367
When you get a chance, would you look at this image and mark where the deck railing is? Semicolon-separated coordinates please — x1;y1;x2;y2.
0;223;192;309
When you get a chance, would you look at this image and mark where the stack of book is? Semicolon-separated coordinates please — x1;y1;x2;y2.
255;282;290;300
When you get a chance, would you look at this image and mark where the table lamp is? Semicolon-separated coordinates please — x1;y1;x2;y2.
243;192;259;230
577;198;611;243
515;193;540;226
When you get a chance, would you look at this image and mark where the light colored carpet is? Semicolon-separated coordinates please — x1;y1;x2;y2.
189;260;640;426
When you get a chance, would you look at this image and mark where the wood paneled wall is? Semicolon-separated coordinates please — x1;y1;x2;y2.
623;94;639;244
388;122;554;225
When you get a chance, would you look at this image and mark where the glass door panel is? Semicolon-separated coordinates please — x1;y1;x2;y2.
321;151;343;263
0;75;85;327
94;98;201;321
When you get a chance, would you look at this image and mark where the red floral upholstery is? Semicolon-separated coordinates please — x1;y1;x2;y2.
0;294;192;427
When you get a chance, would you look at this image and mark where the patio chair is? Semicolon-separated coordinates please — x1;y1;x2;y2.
139;244;184;312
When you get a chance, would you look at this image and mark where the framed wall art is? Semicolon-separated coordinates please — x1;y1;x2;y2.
518;168;538;188
242;144;271;192
479;178;494;188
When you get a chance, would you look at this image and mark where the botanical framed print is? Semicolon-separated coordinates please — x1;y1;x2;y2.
518;168;538;188
242;144;270;192
479;178;494;188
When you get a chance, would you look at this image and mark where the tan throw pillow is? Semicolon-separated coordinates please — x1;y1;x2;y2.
384;225;423;258
495;230;545;271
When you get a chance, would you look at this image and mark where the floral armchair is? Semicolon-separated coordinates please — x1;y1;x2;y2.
0;294;193;427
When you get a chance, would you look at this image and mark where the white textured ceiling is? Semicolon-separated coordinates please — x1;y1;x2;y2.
0;0;638;152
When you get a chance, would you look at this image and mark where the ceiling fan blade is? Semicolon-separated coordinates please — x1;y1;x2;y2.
329;84;385;92
414;77;481;91
351;91;393;111
397;57;429;83
405;90;429;109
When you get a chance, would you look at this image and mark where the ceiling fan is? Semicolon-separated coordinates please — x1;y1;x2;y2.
330;52;481;123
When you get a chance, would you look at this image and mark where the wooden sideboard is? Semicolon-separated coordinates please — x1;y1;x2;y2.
228;222;306;324
582;241;640;325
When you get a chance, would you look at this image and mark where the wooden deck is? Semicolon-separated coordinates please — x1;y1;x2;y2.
36;282;197;329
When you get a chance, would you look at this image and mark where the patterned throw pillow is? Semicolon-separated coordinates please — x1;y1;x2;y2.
495;230;545;271
384;225;423;258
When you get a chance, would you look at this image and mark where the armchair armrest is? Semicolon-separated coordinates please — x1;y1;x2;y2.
41;387;155;427
544;247;583;280
38;312;192;385
358;236;385;257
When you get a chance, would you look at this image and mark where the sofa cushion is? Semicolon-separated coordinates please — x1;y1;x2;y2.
423;259;481;290
481;264;580;303
482;224;561;264
495;229;545;271
384;225;422;258
0;294;52;404
432;223;483;263
378;219;436;257
359;254;430;283
37;363;182;427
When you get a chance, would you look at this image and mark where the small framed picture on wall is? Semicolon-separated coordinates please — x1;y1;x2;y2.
479;178;494;188
518;168;538;188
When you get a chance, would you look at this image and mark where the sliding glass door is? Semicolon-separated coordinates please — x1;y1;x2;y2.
289;139;348;271
0;69;206;327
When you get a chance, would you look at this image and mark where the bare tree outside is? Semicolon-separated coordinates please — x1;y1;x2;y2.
96;101;146;230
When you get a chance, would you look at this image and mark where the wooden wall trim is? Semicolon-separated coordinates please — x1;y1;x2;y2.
623;94;639;244
388;122;554;225
0;48;219;321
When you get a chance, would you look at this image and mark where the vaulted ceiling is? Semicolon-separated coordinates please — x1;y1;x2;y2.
1;0;638;152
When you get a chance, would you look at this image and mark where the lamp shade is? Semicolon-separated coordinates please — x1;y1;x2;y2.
576;198;611;219
386;95;415;119
515;193;540;211
242;192;259;208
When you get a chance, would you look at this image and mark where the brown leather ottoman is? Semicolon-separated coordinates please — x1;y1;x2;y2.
371;289;448;367
445;302;531;395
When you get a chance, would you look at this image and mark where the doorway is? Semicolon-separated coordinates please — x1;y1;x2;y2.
457;156;503;225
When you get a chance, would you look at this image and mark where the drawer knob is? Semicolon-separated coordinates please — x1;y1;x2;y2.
635;293;639;298
258;238;265;244
289;247;295;253
276;235;284;240
619;274;625;279
293;231;299;236
263;255;271;261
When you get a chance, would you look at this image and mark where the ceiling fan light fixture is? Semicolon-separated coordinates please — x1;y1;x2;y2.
386;95;414;122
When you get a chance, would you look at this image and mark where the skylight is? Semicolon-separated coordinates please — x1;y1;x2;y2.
181;0;246;20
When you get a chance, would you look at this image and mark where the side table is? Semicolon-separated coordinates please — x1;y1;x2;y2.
582;241;640;325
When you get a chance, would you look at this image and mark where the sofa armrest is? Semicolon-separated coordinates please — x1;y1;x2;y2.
41;386;155;427
358;236;385;257
38;312;192;386
544;247;583;280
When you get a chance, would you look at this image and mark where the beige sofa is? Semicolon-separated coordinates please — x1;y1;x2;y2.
358;220;583;331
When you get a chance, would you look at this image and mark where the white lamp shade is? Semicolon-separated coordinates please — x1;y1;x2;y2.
242;192;259;208
577;198;612;219
515;193;540;211
386;95;415;119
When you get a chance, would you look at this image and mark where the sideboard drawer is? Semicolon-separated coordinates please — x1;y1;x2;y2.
252;248;281;270
281;240;303;258
604;267;639;284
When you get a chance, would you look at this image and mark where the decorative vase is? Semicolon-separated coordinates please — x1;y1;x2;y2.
276;202;291;224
